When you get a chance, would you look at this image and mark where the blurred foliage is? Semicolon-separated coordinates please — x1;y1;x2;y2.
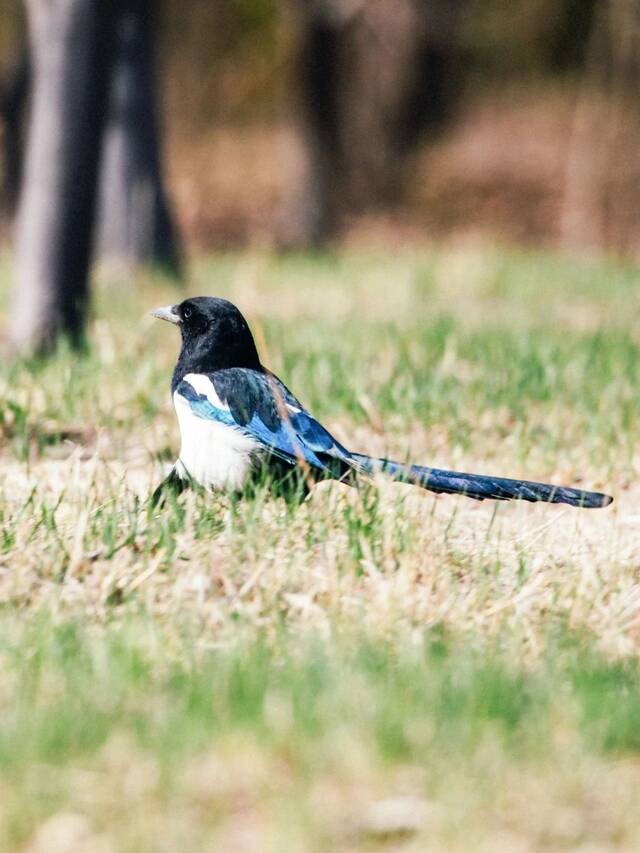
460;0;597;78
159;0;283;127
0;0;21;76
0;0;611;128
2;0;637;254
155;0;597;128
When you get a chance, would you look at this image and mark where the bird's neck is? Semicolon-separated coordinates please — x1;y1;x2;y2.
171;341;262;392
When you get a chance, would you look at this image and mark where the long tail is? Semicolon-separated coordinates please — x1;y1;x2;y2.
350;454;612;508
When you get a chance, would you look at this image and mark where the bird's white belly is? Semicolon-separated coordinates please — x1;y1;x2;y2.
173;391;260;491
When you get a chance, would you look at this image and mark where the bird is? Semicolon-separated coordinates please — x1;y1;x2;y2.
150;297;613;509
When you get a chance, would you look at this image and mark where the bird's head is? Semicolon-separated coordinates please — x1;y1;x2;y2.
151;297;261;385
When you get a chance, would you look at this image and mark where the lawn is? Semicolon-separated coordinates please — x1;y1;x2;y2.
0;245;639;851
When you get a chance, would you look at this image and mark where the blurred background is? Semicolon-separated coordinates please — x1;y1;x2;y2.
0;0;639;349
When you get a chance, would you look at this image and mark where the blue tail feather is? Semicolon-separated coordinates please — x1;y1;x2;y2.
350;454;612;509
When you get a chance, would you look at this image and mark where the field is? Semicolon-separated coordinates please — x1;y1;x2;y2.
1;246;640;851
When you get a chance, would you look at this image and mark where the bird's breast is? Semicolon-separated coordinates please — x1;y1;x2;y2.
173;390;260;491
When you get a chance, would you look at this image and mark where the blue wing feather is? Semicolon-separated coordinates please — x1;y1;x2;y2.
176;372;347;472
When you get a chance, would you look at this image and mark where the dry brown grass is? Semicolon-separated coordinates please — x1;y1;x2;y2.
0;245;639;850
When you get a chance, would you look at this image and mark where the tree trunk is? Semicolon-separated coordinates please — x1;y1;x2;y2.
0;42;30;219
96;0;180;274
11;0;117;353
279;10;344;247
283;0;464;247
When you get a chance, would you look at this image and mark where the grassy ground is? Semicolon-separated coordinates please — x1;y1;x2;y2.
1;245;639;851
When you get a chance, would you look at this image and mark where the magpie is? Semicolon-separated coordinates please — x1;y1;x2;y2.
151;297;613;509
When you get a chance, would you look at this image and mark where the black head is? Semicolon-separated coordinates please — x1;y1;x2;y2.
151;297;262;390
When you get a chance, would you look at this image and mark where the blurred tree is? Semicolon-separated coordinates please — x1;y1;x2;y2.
287;5;342;246
0;25;29;219
10;0;179;353
561;0;640;256
12;0;118;352
548;0;599;74
97;0;181;274
281;0;464;246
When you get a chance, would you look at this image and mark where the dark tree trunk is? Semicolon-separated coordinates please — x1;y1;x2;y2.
395;0;464;156
284;0;464;247
288;13;345;246
0;42;30;219
97;0;181;274
12;0;118;352
548;0;600;74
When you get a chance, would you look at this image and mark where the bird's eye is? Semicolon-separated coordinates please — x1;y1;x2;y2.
183;306;192;320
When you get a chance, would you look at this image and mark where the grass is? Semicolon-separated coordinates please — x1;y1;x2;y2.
0;244;639;849
3;619;640;851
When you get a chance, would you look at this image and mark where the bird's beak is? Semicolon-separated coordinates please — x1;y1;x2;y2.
150;305;181;324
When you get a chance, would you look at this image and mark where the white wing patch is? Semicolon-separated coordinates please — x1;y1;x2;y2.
183;373;226;407
173;375;261;491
